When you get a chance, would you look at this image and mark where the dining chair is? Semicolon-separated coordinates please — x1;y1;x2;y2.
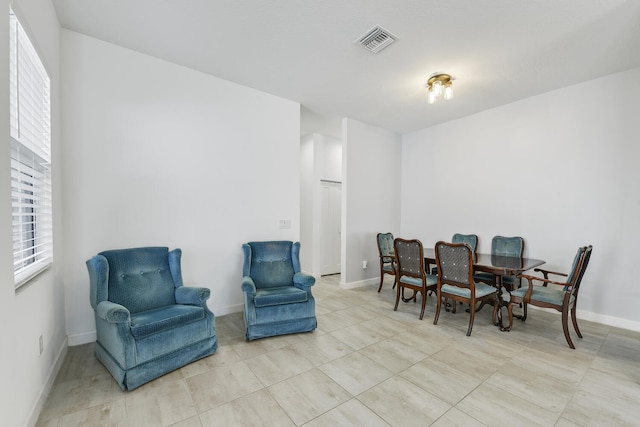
377;232;397;292
433;241;498;336
393;238;437;320
508;245;592;349
433;233;479;313
474;235;524;291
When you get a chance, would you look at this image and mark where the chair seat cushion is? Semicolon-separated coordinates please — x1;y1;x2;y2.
382;263;394;272
254;286;308;308
441;282;496;298
130;305;204;339
399;274;437;287
511;286;574;306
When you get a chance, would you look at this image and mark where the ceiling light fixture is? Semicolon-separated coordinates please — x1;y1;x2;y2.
426;73;454;104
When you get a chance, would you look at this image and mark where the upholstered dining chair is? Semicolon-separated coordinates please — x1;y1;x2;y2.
393;238;437;320
508;245;592;349
377;232;396;292
432;233;478;275
241;241;317;340
86;247;218;390
433;241;498;336
474;235;524;292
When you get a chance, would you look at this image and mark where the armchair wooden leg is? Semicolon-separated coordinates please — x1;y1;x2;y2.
377;269;384;292
562;305;575;349
434;291;442;325
571;304;582;338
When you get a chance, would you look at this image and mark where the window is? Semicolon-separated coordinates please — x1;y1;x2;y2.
10;8;52;288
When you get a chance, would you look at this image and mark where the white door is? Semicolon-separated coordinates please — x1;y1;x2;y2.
320;181;341;275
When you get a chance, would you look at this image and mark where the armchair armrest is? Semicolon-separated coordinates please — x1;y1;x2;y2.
96;301;130;324
293;272;315;290
517;274;571;302
533;267;568;278
175;286;210;305
242;276;256;294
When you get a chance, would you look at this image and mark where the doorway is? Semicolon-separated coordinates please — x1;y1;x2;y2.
320;180;341;276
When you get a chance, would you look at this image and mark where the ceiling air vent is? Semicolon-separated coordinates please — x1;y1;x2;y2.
356;25;397;53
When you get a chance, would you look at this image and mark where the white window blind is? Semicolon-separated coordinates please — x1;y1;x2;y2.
10;9;53;288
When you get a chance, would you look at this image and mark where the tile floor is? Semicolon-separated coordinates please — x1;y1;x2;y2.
36;275;640;426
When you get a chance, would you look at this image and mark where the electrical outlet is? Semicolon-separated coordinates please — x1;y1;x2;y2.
38;335;43;356
362;260;368;269
279;219;291;229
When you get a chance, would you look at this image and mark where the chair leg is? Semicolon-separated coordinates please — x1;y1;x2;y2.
393;283;401;311
377;269;384;292
571;304;583;338
522;302;528;321
467;302;476;336
507;301;514;331
492;297;500;327
433;291;442;325
562;305;575;349
419;291;426;320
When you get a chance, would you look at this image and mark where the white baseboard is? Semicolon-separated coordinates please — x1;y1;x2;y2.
576;309;640;332
340;277;378;289
26;336;68;427
215;303;243;317
68;330;96;346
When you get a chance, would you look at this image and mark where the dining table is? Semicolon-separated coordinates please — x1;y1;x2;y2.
423;248;545;331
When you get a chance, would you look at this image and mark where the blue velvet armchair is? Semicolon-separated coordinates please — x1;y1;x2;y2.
241;241;317;340
87;247;218;390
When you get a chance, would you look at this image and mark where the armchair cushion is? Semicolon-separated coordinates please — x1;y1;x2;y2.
130;305;205;339
254;287;308;308
511;285;574;306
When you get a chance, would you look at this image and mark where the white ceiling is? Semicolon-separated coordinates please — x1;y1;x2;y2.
51;0;640;135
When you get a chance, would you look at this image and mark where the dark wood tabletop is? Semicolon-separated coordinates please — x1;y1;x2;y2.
423;248;545;277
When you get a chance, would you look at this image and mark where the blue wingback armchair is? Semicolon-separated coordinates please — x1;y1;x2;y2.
241;241;317;340
87;247;218;390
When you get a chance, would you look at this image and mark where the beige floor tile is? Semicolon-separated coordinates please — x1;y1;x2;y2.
303;398;390;427
185;361;263;412
430;343;505;381
247;346;314;387
485;362;577;413
431;407;486;427
169;416;202;427
400;358;482;406
290;333;354;366
319;351;394;395
456;382;559;426
199;389;294;427
359;336;429;373
358;376;450;427
268;368;351;425
53;398;126;427
38;373;120;421
123;379;196;427
204;344;243;368
562;368;640;426
330;323;386;350
361;314;421;338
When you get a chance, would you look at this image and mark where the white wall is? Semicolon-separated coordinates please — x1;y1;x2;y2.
61;31;301;345
342;119;401;287
402;67;640;329
0;1;65;426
